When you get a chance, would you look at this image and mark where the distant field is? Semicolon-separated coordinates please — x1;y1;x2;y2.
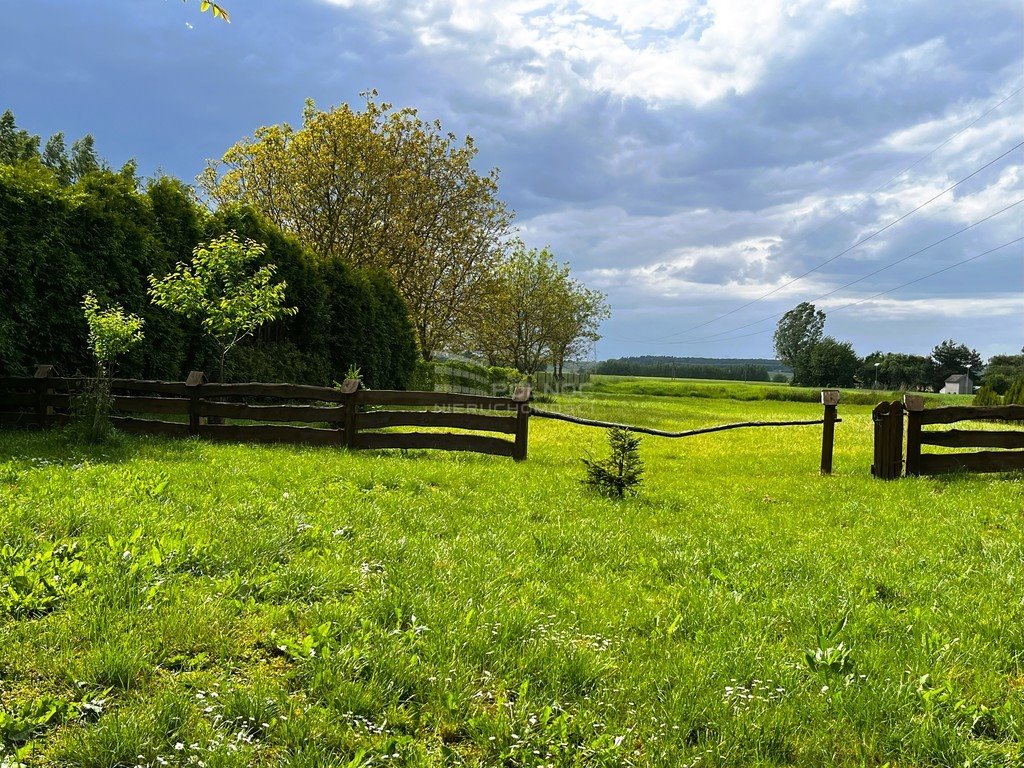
587;374;975;407
0;383;1019;767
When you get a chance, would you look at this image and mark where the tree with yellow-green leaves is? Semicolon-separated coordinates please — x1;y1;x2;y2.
470;241;609;376
200;93;512;360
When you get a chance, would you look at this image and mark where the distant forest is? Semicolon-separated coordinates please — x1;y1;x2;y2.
594;356;788;382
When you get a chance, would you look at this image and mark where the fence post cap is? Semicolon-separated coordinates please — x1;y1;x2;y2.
820;389;840;405
33;364;56;378
513;384;532;402
338;378;360;394
185;371;207;387
903;394;925;411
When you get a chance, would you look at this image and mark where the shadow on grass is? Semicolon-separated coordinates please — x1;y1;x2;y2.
0;427;209;468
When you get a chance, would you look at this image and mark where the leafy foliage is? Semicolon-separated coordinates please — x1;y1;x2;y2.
972;386;1001;406
857;351;933;391
0;542;90;618
81;293;144;374
981;352;1024;395
188;0;230;22
471;241;609;375
773;302;825;385
77;293;144;442
0;112;417;389
201;93;511;359
802;336;860;387
1004;376;1024;406
581;427;643;498
149;232;296;381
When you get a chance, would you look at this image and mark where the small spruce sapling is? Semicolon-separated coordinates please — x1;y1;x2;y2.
582;426;643;498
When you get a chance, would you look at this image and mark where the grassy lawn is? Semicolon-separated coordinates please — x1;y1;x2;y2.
1;384;1021;766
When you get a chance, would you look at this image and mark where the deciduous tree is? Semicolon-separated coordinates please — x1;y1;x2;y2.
0;110;39;165
803;336;860;387
70;135;100;182
773;302;825;385
200;94;511;359
470;242;608;376
930;339;982;391
148;232;296;381
547;279;609;381
41;132;71;184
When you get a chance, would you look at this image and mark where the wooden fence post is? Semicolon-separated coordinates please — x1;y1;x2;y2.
904;394;924;476
33;365;56;428
512;384;532;462
870;400;904;480
820;389;839;475
185;371;206;436
339;378;360;449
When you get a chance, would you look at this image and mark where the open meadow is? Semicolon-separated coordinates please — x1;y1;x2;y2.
1;380;1021;767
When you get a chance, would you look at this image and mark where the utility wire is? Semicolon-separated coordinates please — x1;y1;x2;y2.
640;137;1024;342
652;197;1024;345
656;236;1024;346
747;83;1024;255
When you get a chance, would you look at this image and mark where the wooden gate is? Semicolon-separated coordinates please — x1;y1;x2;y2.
903;395;1024;475
871;400;904;480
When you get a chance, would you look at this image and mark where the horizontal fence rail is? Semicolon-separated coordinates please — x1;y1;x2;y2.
903;395;1024;476
531;409;838;438
532;389;843;475
0;368;532;461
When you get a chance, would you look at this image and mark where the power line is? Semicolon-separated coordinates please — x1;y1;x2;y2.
654;236;1024;346
640;137;1024;342
653;197;1024;345
823;236;1024;315
755;83;1024;252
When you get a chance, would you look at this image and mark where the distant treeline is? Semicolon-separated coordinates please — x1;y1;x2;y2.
594;356;776;382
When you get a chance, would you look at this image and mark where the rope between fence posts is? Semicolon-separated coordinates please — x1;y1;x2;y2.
529;409;840;438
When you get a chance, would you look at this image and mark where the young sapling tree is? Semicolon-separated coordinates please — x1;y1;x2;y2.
80;292;145;441
148;232;296;382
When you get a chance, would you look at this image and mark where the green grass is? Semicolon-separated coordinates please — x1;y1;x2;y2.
587;374;976;407
0;384;1021;767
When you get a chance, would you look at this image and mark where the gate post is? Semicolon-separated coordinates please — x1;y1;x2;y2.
338;377;360;449
871;400;904;479
185;371;206;436
33;365;56;428
512;384;532;462
903;394;924;476
820;389;839;475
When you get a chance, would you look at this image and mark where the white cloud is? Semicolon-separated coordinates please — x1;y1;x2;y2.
324;0;863;107
823;294;1024;320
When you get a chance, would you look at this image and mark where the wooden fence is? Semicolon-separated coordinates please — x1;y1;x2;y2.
872;394;1024;478
870;400;904;480
532;389;843;475
0;366;532;461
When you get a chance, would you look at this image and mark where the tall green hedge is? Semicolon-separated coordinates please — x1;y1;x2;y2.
206;207;416;388
0;164;416;388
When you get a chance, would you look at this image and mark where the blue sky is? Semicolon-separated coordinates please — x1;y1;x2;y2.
3;0;1022;361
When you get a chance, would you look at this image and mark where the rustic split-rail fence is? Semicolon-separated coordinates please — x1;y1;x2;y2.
0;366;532;460
0;366;844;470
872;394;1024;479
